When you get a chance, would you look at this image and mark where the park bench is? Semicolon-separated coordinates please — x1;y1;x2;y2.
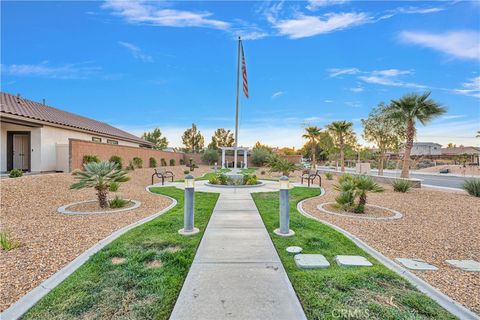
152;168;175;185
301;169;322;187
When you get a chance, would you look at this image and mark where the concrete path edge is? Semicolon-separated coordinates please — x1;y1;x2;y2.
1;188;177;320
296;188;479;320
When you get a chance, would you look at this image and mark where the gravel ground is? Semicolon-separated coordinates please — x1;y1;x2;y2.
0;165;211;312
302;176;480;314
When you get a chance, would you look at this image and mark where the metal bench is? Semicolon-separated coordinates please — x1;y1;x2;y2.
301;169;322;187
151;168;174;185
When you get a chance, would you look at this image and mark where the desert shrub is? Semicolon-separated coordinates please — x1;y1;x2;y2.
82;155;100;164
0;229;20;251
218;174;229;185
8;169;23;178
202;148;219;165
334;175;384;213
260;170;266;175
169;159;176;166
244;174;258;185
161;158;167;166
127;161;135;171
109;195;130;208
132;157;143;168
463;179;480;197
109;155;122;169
251;148;272;166
149;157;157;168
267;154;298;176
180;159;185;165
109;182;120;192
208;175;220;184
393;179;411;193
184;170;190;174
325;172;333;180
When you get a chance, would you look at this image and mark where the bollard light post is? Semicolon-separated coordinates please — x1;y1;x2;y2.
214;162;218;174
274;176;295;237
178;174;199;236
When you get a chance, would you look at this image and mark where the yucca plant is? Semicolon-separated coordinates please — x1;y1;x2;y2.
325;172;333;180
71;161;130;208
0;229;20;251
463;179;480;197
393;179;411;193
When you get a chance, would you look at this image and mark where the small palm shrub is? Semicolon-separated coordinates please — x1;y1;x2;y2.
463;179;480;197
267;155;298;176
149;157;157;168
109;182;119;192
334;175;384;213
82;155;100;164
71;161;130;208
325;172;333;180
183;170;190;174
169;159;175;166
132;157;143;168
0;229;20;251
9;169;23;178
161;158;167;166
109;195;130;208
393;179;411;193
180;159;185;165
109;155;122;169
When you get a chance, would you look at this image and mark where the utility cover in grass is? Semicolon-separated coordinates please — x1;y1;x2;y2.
395;258;438;271
335;255;373;267
286;246;302;254
446;259;480;272
294;254;330;269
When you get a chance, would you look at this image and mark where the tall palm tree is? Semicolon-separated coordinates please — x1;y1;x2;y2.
476;131;480;138
388;91;446;178
302;126;322;169
71;161;130;208
327;121;353;172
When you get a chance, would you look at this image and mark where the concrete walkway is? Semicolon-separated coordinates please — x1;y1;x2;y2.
169;181;307;320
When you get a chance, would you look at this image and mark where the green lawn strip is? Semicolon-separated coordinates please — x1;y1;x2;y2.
239;167;257;174
23;187;219;320
252;187;455;320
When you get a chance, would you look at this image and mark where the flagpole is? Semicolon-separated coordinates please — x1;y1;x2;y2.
234;36;241;169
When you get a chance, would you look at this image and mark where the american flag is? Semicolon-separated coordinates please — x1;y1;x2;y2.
240;41;249;98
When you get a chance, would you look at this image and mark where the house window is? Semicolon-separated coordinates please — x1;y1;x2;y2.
107;139;118;145
92;137;102;143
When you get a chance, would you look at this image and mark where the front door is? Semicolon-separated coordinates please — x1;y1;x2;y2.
13;134;29;170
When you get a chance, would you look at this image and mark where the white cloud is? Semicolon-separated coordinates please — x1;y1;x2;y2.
271;91;285;99
102;0;229;30
1;62;102;79
350;86;364;93
416;119;479;146
453;76;480;98
328;67;360;77
399;30;480;60
441;114;465;120
271;12;371;39
396;6;444;14
118;41;153;62
306;0;350;11
371;69;412;77
324;99;334;103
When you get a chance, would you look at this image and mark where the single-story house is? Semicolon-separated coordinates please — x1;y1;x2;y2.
409;142;442;156
1;92;153;173
441;146;480;165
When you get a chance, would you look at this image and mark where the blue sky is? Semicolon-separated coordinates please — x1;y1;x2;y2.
2;0;479;148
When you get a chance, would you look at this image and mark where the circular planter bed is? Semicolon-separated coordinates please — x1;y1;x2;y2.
205;181;266;188
317;202;402;220
58;199;141;215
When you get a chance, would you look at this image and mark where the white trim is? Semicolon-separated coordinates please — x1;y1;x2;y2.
1;195;177;320
317;202;403;220
296;189;479;320
57;199;141;215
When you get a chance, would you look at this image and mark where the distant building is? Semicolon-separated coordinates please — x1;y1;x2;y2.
441;146;480;165
410;142;442;156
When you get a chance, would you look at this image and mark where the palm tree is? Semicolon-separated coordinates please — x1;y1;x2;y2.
327;121;353;173
71;161;130;208
354;175;384;210
388;91;446;178
302;126;322;169
476;131;480;138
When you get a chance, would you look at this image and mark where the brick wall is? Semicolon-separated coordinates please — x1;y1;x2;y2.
69;139;185;171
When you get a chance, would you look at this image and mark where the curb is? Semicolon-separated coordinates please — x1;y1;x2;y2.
1;192;177;320
296;191;479;320
422;184;467;193
317;202;403;220
57;199;141;215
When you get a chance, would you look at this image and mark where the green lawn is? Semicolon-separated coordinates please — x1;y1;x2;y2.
23;187;219;320
252;187;455;320
240;167;257;175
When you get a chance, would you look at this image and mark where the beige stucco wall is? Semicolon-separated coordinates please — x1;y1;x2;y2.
1;122;141;172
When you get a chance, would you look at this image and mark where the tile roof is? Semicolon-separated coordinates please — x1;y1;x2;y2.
441;146;480;155
0;92;152;146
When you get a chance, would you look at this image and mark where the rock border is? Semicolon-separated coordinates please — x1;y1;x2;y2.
1;189;176;320
297;188;479;320
204;181;266;188
57;199;141;215
317;202;402;220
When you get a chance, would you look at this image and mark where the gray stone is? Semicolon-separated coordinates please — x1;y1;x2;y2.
294;254;330;269
446;260;480;272
395;258;438;271
286;246;302;254
335;255;373;267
